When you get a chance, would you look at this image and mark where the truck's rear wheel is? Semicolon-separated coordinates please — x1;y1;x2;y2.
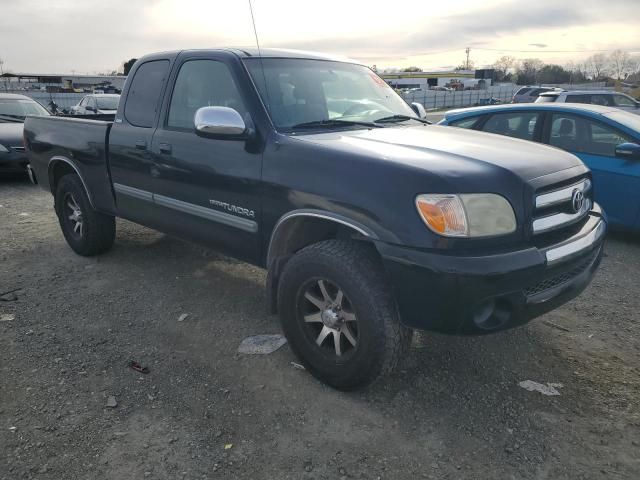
55;174;115;256
277;239;412;390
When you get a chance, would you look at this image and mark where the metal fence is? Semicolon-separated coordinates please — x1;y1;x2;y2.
400;85;520;110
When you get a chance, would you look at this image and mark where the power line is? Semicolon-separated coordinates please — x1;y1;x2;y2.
408;47;640;57
461;47;640;54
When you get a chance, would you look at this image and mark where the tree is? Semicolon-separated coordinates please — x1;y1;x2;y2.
537;64;571;84
609;49;631;80
587;53;608;80
564;61;588;84
492;55;515;82
401;66;422;72
454;60;475;71
123;58;137;76
515;58;544;85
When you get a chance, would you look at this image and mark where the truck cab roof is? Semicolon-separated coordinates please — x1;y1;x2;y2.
138;48;360;65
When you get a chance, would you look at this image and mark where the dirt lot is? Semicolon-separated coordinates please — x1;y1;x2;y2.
1;177;639;480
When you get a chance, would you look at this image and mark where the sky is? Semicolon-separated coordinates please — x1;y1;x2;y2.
0;0;638;74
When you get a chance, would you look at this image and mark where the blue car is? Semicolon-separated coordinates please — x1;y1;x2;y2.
439;103;640;230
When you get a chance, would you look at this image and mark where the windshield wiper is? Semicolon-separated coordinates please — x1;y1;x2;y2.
374;114;430;124
289;119;382;130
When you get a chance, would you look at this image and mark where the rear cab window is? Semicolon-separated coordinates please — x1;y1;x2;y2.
124;60;171;127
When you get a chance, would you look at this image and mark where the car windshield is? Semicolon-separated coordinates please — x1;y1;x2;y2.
604;110;640;135
96;96;119;110
244;58;418;130
0;98;50;122
535;95;557;103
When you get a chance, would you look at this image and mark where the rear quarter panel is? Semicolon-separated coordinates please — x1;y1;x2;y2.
24;116;117;214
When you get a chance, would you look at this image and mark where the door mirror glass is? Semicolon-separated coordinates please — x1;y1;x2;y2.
615;142;640;160
194;106;246;138
410;102;427;119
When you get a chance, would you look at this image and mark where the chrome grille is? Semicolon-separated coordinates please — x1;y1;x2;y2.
532;179;591;235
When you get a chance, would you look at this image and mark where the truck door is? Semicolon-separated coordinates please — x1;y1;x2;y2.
149;53;263;264
109;58;172;227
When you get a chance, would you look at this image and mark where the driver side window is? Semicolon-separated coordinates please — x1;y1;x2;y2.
167;60;246;130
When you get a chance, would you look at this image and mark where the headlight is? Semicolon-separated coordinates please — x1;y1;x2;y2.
415;193;516;237
0;144;9;153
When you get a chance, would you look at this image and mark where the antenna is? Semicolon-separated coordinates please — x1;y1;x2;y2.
247;0;272;110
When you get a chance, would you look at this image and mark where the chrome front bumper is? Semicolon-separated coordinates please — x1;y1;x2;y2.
543;203;606;266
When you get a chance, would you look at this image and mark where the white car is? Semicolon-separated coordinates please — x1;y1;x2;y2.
536;90;640;114
71;94;120;115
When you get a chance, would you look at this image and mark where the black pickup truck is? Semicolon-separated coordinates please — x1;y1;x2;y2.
25;49;606;389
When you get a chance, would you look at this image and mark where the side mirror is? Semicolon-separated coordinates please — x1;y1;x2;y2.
410;102;427;119
615;142;640;160
85;105;95;112
194;106;246;138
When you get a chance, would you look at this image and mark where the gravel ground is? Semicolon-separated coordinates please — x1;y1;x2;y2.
1;177;639;480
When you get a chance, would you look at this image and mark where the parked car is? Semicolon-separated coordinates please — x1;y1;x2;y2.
536;90;640;114
0;93;49;176
25;48;605;389
431;86;452;92
70;94;120;115
512;86;561;103
440;103;640;230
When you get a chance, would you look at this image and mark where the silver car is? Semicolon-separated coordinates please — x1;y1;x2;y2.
71;94;120;115
535;90;640;114
512;86;561;103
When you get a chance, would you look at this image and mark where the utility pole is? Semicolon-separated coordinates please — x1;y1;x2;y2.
465;47;470;70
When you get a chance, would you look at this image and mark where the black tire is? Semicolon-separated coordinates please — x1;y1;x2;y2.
54;174;115;256
277;239;412;390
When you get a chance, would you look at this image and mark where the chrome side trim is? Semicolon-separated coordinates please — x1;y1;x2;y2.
113;183;153;202
535;178;591;209
48;156;95;209
267;209;377;265
533;198;592;233
154;194;258;233
546;219;606;265
113;183;258;233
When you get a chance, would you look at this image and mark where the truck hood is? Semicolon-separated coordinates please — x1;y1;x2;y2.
0;123;24;148
294;124;582;182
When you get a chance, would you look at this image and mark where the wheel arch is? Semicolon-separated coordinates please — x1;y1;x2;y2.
48;156;96;209
265;209;380;314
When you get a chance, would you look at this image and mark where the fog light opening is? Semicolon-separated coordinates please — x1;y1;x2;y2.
473;299;511;330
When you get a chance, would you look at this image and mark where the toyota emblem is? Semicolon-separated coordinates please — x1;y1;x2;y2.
571;189;584;213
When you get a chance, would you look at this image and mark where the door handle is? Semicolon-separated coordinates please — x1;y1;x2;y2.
159;143;172;154
135;140;147;150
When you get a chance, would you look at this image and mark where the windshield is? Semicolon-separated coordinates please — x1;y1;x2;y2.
604;110;640;137
96;96;120;110
244;58;417;130
535;95;557;103
0;98;50;122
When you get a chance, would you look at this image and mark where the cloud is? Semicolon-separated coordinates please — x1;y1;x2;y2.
0;0;638;72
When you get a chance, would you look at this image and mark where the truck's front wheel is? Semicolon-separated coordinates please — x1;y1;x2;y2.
55;174;115;256
277;240;412;390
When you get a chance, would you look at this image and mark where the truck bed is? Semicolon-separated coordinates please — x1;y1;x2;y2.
24;115;117;214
